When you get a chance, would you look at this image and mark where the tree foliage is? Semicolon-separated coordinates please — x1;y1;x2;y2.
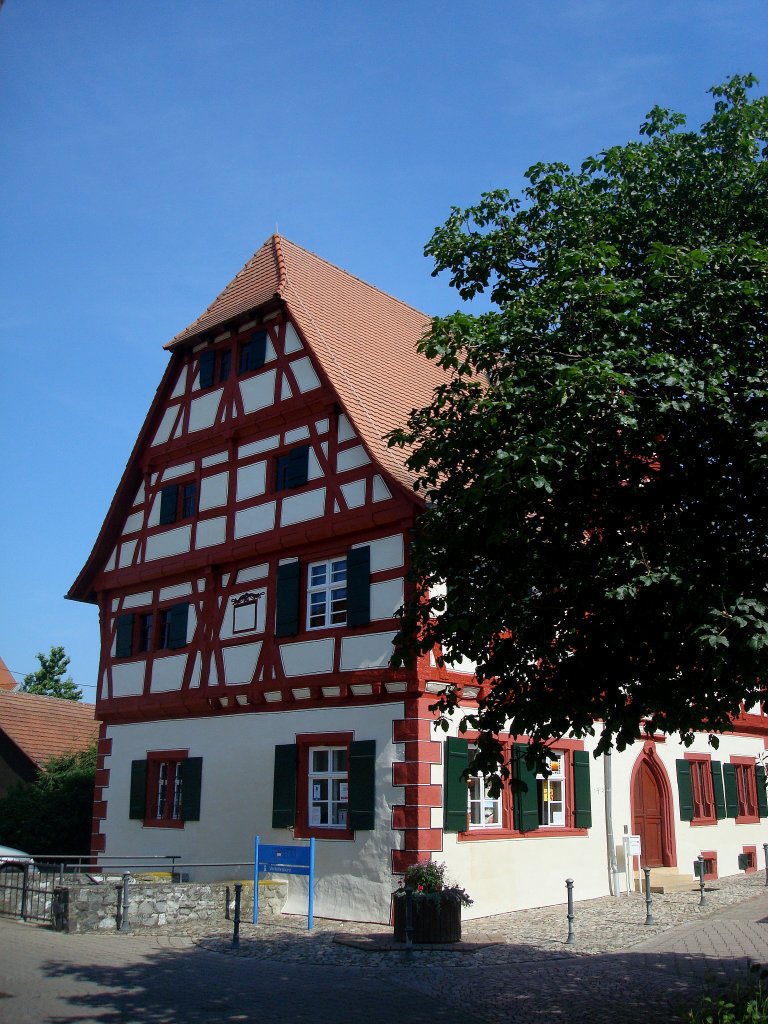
0;745;97;855
20;646;83;701
390;76;768;774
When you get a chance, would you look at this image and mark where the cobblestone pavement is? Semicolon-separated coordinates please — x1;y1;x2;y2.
2;872;768;1023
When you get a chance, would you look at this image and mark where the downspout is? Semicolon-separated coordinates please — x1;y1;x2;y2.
604;751;621;896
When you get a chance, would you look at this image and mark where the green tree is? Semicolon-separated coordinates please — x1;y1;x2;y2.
20;646;83;701
390;75;768;774
0;745;97;855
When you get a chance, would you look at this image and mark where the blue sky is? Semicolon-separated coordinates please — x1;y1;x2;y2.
1;0;767;700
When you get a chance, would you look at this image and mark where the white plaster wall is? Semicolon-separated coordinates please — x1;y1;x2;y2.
240;370;276;414
290;356;320;393
222;642;262;685
152;406;178;446
149;654;187;693
337;445;370;472
280;638;335;676
234;502;276;539
199;472;229;510
236;462;267;501
111;662;146;697
370;578;404;621
284;323;303;354
340;632;396;671
145;526;192;561
280;488;326;527
196;517;227;549
99;703;405;922
188;390;222;432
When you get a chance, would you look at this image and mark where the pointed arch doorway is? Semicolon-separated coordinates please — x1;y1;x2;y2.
630;744;676;867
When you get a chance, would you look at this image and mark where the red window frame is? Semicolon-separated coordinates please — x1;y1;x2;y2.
732;757;759;823
458;734;587;842
684;753;716;825
293;732;354;841
144;749;188;829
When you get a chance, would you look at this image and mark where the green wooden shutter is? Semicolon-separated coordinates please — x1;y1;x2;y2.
723;763;739;818
275;561;301;637
115;614;134;658
756;765;768;818
513;743;540;833
159;484;179;525
199;350;215;389
572;750;593;828
180;757;203;821
272;744;297;827
346;546;371;628
349;740;376;831
711;760;727;819
167;603;189;649
675;759;694;821
239;330;268;374
129;759;148;820
444;737;469;832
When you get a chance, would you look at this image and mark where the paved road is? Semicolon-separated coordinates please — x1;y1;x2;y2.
2;895;768;1024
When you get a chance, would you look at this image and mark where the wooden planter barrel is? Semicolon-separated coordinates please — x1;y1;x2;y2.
392;894;462;943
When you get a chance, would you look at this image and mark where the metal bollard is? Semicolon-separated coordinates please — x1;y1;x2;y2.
643;867;654;926
763;843;768;887
698;855;706;906
232;883;242;948
225;885;231;920
120;872;131;932
565;878;575;944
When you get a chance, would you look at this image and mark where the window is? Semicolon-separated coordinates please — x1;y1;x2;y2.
271;736;375;839
199;349;231;389
159;603;190;650
129;752;202;828
307;559;347;629
677;756;721;825
115;611;154;659
308;747;348;828
276;445;310;491
444;736;592;837
537;751;566;827
736;762;758;820
238;330;267;375
467;744;502;829
274;546;370;638
159;482;197;525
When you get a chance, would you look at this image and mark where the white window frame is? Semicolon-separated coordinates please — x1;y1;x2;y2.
537;750;566;827
306;558;347;630
308;746;349;828
467;743;502;829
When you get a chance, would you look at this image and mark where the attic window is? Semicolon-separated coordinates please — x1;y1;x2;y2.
238;330;267;375
276;445;310;491
200;349;231;389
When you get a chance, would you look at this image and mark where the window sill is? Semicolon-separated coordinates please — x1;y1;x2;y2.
735;814;760;825
293;825;354;841
459;826;588;841
689;816;717;827
142;818;185;829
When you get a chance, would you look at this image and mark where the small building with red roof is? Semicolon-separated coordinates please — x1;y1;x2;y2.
0;689;98;798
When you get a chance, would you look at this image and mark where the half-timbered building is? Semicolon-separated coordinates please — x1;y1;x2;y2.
69;236;768;923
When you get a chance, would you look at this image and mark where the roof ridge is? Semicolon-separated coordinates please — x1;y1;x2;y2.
273;234;288;295
0;689;95;709
277;236;431;321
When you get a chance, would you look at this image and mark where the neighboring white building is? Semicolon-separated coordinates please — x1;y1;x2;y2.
68;236;768;923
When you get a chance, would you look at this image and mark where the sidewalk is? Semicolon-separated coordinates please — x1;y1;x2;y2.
1;871;767;1023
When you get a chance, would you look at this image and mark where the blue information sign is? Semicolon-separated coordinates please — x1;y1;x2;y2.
253;836;315;929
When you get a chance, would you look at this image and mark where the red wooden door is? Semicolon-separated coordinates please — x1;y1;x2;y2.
633;762;664;866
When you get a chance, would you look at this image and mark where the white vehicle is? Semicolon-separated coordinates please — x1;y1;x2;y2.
0;845;34;870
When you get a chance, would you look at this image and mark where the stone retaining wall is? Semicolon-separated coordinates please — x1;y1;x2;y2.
53;875;287;933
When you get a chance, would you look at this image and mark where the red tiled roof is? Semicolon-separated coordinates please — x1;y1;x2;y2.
0;655;16;692
168;235;449;490
0;691;98;768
